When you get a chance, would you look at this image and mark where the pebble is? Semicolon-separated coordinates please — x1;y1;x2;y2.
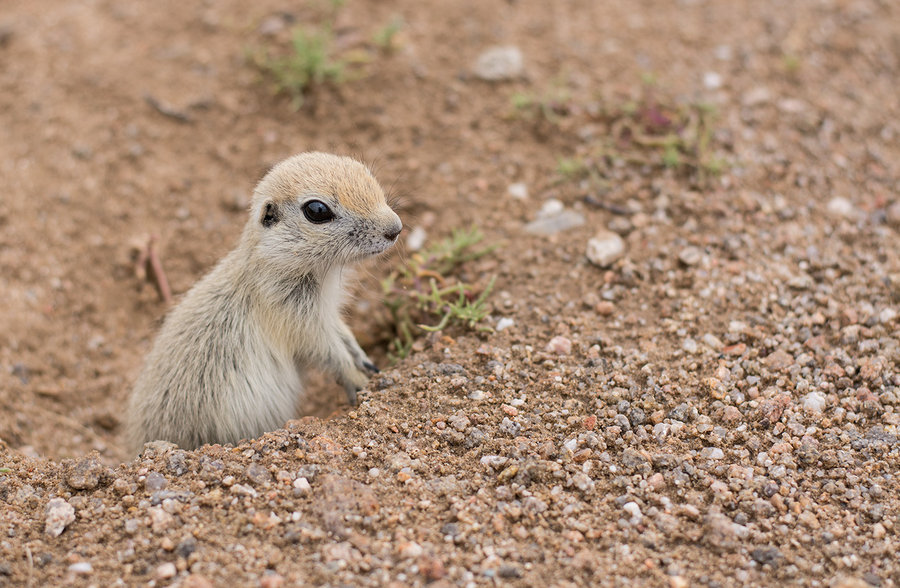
507;182;528;200
682;338;698;354
473;46;524;81
496;317;515;331
406;226;427;252
622;501;642;523
293;477;311;495
44;498;75;537
66;455;104;490
260;574;285;588
156;562;177;580
68;562;92;574
763;349;794;371
546;336;572;355
700;447;725;460
245;463;273;486
586;230;625;267
182;575;215;588
886;200;900;227
571;472;594;493
524;205;585;236
703;71;723;90
144;471;167;492
802;392;826;413
798;510;820;529
607;216;633;235
149;507;174;532
742;86;771;107
538;199;564;217
826;197;855;219
678;246;703;266
397;541;424;559
702;333;723;349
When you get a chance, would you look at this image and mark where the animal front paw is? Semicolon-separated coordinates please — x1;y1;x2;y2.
340;364;371;406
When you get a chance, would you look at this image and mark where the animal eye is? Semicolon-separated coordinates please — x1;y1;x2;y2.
302;200;335;224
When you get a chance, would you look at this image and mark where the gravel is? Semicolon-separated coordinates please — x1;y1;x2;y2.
2;0;899;587
44;498;75;537
585;230;626;267
472;46;524;81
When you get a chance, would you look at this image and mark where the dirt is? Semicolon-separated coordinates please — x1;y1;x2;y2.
1;0;899;586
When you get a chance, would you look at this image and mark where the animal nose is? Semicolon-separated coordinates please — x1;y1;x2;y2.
384;225;402;241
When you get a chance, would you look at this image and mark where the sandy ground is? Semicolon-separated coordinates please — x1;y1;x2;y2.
0;0;898;586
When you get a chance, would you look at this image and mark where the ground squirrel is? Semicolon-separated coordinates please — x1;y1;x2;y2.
127;152;402;451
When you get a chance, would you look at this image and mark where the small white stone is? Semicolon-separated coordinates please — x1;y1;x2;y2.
230;483;257;498
879;307;897;324
701;447;725;460
468;389;486;401
728;320;747;333
678;246;703;266
802;392;827;413
156;562;177;580
473;46;524;81
623;501;642;522
538;198;565;218
653;423;670;439
68;562;93;574
507;182;528;200
398;541;423;558
702;333;723;349
546;335;572;355
292;477;311;494
826;197;855;219
682;338;698;354
406;226;427;252
703;71;722;90
777;98;808;113
743;86;771;107
496;317;515;331
525;209;585;235
586;231;626;267
45;497;76;538
480;455;508;469
368;467;381;478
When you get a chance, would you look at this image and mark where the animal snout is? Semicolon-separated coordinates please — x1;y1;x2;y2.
384;224;402;242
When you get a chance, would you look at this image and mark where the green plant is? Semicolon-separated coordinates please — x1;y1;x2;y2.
511;76;730;187
251;26;345;109
373;16;403;52
508;84;571;124
556;156;588;180
381;227;497;360
582;88;727;184
782;53;801;74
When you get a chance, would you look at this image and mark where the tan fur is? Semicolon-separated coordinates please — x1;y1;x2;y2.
127;152;402;452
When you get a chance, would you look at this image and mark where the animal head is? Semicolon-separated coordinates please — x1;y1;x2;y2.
248;152;402;273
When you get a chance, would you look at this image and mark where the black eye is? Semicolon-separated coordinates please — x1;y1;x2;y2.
302;200;335;224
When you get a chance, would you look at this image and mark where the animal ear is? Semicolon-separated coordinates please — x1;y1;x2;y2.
261;202;279;227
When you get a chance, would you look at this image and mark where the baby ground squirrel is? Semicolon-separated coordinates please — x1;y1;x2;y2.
127;152;402;451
